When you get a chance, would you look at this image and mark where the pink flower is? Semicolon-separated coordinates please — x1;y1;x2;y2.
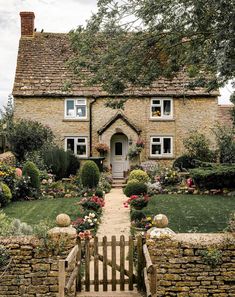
15;168;22;177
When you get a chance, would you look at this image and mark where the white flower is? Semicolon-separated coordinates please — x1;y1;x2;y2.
94;218;97;222
90;213;96;218
87;219;92;223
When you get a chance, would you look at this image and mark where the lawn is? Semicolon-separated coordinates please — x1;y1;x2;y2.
3;197;82;226
144;194;235;233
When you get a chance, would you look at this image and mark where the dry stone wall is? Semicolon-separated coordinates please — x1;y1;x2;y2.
0;234;75;297
147;233;235;297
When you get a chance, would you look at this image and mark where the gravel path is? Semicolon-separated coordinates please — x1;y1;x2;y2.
97;188;130;240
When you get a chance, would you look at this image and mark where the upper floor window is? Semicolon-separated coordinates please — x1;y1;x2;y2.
65;99;87;119
65;137;88;158
151;98;173;119
150;136;173;157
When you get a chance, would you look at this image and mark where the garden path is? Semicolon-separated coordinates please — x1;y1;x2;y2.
96;188;130;239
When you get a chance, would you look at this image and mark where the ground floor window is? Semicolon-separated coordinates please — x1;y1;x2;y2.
150;136;173;157
65;137;88;158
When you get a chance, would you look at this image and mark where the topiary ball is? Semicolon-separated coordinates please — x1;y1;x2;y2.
153;214;169;228
56;214;71;227
128;169;150;184
81;161;100;188
0;182;12;206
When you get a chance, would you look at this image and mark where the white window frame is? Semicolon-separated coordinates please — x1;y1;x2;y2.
65;137;88;158
64;98;87;119
150;98;173;119
150;136;173;157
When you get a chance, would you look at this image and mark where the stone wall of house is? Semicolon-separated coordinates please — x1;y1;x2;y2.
217;105;233;128
147;233;235;297
0;152;16;166
14;96;218;167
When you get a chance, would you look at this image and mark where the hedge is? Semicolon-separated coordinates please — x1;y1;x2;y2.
190;165;235;189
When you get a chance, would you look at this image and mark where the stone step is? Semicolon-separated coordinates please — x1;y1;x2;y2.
112;184;126;188
112;179;126;183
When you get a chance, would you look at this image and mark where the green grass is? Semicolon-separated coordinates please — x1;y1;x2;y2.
144;194;235;233
3;197;82;226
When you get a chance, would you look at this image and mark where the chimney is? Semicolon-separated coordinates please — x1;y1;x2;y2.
20;12;35;37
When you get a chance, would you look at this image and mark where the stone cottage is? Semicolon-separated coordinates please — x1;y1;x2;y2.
13;12;219;178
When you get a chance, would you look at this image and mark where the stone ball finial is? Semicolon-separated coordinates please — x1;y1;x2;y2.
153;214;169;228
56;214;71;227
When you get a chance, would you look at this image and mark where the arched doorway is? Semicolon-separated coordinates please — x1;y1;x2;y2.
111;133;129;178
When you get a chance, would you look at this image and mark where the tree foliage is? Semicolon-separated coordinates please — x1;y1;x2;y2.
69;0;235;97
7;119;54;161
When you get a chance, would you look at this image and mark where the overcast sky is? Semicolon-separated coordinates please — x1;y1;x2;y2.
0;0;233;109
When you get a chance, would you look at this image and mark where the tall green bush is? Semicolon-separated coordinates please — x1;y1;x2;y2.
183;131;215;162
0;182;12;207
213;125;235;164
7;119;54;161
42;147;80;180
22;161;40;191
81;161;100;188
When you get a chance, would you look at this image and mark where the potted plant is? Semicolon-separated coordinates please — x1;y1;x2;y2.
95;143;109;156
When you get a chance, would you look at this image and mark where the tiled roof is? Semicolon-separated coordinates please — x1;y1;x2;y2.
13;33;219;97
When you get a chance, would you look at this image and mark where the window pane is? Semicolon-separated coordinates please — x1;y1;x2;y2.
152;99;160;105
76;106;86;117
115;142;122;155
152;144;161;155
152;106;161;117
163;100;171;116
152;137;160;143
77;138;86;143
66;100;74;116
67;139;75;153
163;138;171;154
77;144;86;156
76;99;86;105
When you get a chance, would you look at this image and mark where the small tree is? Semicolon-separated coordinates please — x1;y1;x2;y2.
183;131;215;162
81;161;100;188
213;124;235;163
7;119;54;161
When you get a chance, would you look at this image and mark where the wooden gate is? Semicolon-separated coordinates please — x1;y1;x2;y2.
59;235;145;296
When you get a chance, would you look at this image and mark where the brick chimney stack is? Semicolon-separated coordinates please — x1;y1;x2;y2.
20;12;35;37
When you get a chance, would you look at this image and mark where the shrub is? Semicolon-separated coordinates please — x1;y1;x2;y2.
183;131;215;162
22;161;40;191
95;189;104;198
128;169;150;184
159;168;181;186
130;210;146;222
190;165;235;189
80;196;105;211
213;125;235;164
0;182;12;207
124;181;147;197
7;119;54;161
42;147;80;180
81;161;100;188
67;152;80;176
0;163;16;191
127;178;139;184
173;155;196;170
227;212;235;232
128;195;149;209
13;176;33;201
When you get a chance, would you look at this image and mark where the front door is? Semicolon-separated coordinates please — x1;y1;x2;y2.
111;134;128;178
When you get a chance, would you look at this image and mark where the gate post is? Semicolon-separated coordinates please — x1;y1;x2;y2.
137;235;144;290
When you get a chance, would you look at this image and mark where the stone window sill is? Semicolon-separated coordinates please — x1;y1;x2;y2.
63;119;89;122
149;118;175;122
148;156;175;160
